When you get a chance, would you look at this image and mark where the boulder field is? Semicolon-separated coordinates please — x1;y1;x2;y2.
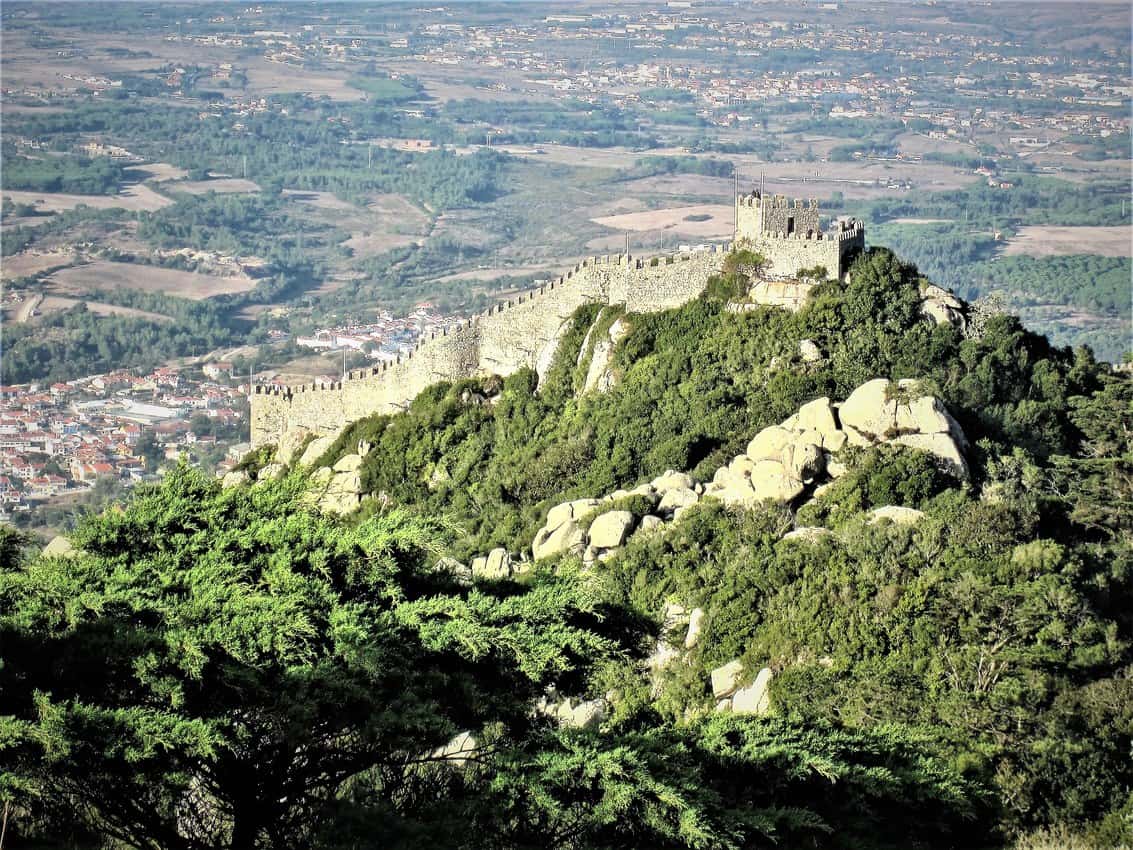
528;377;968;565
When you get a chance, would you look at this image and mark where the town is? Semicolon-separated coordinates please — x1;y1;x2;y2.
0;365;247;523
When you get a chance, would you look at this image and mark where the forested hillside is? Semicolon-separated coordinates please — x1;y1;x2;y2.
2;248;1130;850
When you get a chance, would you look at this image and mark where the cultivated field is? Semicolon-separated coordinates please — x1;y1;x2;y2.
47;261;258;299
1003;225;1133;258
591;204;734;239
277;190;430;259
241;57;364;101
1;185;172;213
175;177;261;195
2;250;75;280
126;162;189;182
36;295;172;322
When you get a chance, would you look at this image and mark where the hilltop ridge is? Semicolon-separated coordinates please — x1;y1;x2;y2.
251;192;868;451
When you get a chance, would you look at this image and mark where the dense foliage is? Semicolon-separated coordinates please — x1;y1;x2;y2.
1;148;126;194
855;178;1131;360
0;300;234;385
1;468;983;850
317;248;1105;558
2;245;1129;848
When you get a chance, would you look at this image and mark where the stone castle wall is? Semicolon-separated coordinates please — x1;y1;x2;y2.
251;249;728;446
735;194;821;237
737;220;865;279
250;214;866;448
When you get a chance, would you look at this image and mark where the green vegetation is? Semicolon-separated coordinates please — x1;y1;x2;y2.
346;71;422;102
858;178;1133;359
1;468;985;849
626;155;734;179
862;176;1129;228
4;102;503;211
0;299;234;384
5;246;1129;848
965;254;1130;316
0;148;126;195
315;248;1105;563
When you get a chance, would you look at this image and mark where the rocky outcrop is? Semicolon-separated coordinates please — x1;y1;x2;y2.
921;284;967;330
298;435;335;467
304;454;365;515
711;659;773;716
536;690;608;729
259;462;286;480
711;660;744;699
277;428;312;465
588;511;636;549
42;535;79;559
471;547;517;580
582;316;630;394
731;668;773;715
704;380;968;509
868;505;925;526
798;338;825;363
781;526;834;544
531;470;710;564
221;469;249;488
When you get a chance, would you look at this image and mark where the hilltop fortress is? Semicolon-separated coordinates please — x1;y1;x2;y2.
251;193;865;448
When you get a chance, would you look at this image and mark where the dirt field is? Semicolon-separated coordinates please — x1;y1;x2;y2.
1003;226;1133;258
175;178;261;195
591;204;734;238
2;250;76;280
241;57;364;101
35;294;173;322
127;162;188;182
334;194;431;258
1;185;172;213
433;263;572;284
47;261;258;300
282;190;359;212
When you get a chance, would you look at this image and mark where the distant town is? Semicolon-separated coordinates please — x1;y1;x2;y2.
0;300;473;523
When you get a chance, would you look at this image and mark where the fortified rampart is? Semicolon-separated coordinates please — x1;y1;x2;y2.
251;248;727;446
734;193;865;279
251;193;867;449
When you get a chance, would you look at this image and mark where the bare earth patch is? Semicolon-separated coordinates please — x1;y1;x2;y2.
591;204;734;239
1003;226;1133;258
2;250;75;280
174;178;261;195
47;261;258;300
278;191;428;258
36;295;172;323
241;58;364;101
2;185;172;213
126;162;189;182
282;190;359;212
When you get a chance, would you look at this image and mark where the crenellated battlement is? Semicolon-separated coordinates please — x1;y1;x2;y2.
248;228;861;448
733;189;864;279
249;247;731;436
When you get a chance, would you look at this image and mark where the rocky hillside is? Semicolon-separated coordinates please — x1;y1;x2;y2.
208;246;1133;844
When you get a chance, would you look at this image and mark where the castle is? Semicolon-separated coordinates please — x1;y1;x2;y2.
734;191;864;279
250;194;864;448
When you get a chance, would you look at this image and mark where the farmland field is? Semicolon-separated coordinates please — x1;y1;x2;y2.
174;177;261;195
47;261;258;299
1003;225;1132;258
2;185;172;213
1;250;75;280
591;204;734;238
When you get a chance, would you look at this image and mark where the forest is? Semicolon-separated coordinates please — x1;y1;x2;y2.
0;148;126;195
3;247;1129;850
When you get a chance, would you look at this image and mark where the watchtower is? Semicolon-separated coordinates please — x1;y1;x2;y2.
733;189;864;280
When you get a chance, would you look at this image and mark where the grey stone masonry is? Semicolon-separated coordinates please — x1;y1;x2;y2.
252;199;867;448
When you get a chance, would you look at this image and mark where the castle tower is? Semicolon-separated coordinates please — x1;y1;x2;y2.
733;188;863;280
